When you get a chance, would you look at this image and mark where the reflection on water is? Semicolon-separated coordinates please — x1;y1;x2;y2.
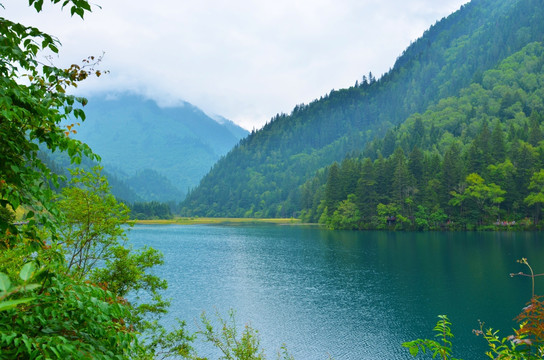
129;225;544;359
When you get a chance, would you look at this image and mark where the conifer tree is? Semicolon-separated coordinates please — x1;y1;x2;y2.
408;146;425;189
391;148;413;211
528;111;543;147
374;154;391;205
355;158;378;219
441;143;464;209
410;116;426;149
382;130;397;158
324;162;342;216
490;120;507;163
525;169;544;224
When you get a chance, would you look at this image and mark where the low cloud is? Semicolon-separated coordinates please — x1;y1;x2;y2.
4;0;467;130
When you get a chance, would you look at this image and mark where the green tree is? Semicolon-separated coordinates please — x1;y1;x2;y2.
328;194;361;230
324;162;342;216
441;143;464;211
528;110;543;147
0;1;146;358
408;146;424;189
339;157;360;199
511;141;537;213
414;205;431;230
355;158;378;219
376;203;407;229
57;167;194;358
199;310;295;360
57;167;131;280
0;0;98;245
382;129;397;158
374;154;391;204
490;120;506;163
391;148;414;212
487;159;517;214
466;121;492;176
410;115;426;149
524;169;544;224
0;265;139;359
450;173;505;225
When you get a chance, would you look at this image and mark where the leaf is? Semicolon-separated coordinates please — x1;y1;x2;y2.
20;262;36;281
0;273;11;292
33;0;43;12
22;337;32;353
20;284;41;292
409;346;419;356
0;297;35;311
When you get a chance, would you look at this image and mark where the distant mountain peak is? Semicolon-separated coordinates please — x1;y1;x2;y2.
209;113;227;124
73;92;248;202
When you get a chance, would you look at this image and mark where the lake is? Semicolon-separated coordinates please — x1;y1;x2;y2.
129;225;544;359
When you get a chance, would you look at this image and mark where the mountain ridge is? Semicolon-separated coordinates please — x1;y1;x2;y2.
71;93;248;202
300;41;544;228
182;0;544;217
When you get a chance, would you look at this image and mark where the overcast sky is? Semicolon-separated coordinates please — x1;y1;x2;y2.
5;0;468;130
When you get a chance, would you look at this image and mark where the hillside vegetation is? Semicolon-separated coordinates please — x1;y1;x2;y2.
301;42;544;230
182;0;544;218
71;94;248;202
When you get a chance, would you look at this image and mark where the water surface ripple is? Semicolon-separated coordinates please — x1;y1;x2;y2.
129;225;544;359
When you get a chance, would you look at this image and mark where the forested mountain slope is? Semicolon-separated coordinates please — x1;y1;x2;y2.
301;42;544;229
71;94;248;202
182;0;544;217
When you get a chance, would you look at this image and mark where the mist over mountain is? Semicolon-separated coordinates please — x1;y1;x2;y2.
181;0;544;217
72;93;248;202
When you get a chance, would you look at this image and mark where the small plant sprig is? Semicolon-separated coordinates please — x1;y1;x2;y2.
198;309;296;360
472;319;536;359
510;258;544;298
405;258;544;359
402;315;462;360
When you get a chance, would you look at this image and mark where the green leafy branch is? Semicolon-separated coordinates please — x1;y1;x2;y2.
198;310;295;360
0;262;40;311
402;315;462;360
472;319;535;360
405;258;544;359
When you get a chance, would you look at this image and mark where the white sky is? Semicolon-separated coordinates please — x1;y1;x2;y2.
4;0;468;130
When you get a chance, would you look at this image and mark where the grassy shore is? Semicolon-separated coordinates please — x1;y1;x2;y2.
134;217;304;225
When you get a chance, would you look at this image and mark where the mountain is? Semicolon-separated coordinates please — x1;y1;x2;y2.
181;0;544;217
212;115;251;139
301;42;544;229
71;94;248;202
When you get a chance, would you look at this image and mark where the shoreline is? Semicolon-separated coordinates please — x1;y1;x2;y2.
133;217;309;226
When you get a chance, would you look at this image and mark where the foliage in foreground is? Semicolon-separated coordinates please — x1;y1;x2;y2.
4;1;544;359
197;310;295;360
0;0;144;357
404;259;544;360
0;1;292;357
0;265;137;359
402;315;461;360
0;1;192;357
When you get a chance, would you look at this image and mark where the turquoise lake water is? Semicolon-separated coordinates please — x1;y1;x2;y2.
129;225;544;359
